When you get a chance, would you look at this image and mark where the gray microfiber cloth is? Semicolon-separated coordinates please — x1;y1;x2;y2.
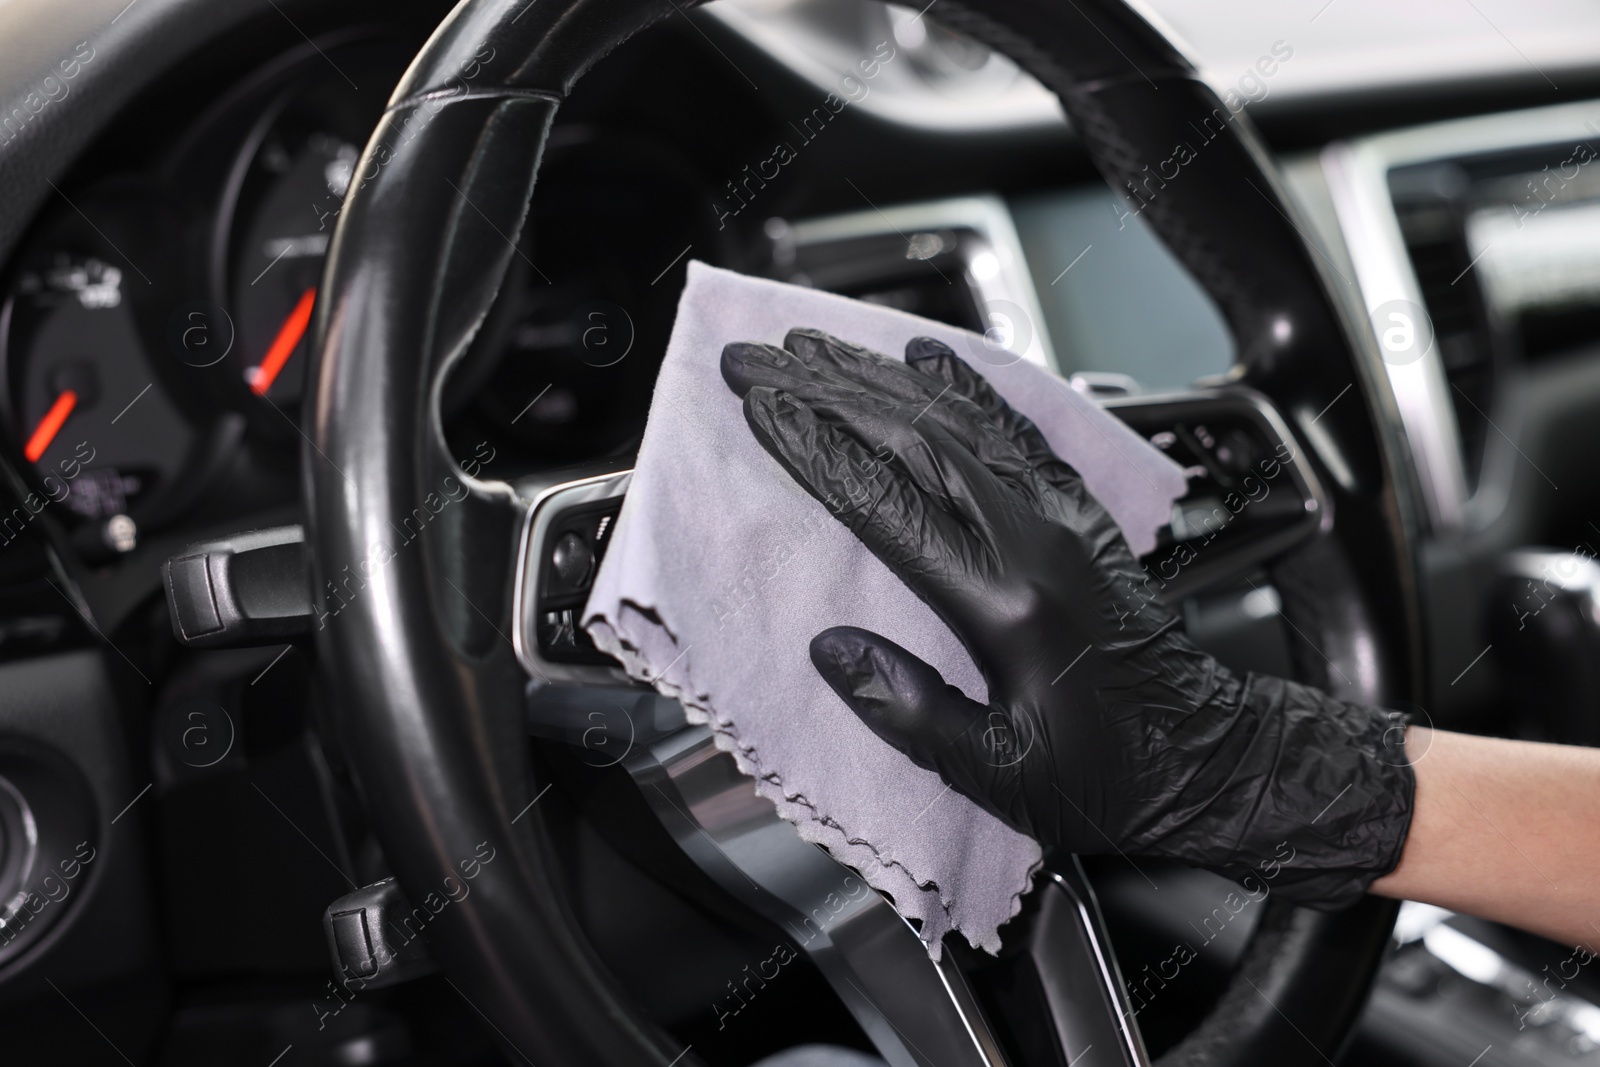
584;262;1188;956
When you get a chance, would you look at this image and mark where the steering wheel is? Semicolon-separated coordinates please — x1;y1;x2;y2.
307;0;1423;1063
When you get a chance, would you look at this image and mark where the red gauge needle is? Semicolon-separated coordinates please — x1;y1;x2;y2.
24;389;77;463
251;287;317;397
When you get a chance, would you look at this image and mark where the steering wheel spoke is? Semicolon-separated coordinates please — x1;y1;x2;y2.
519;474;1152;1066
526;689;1154;1067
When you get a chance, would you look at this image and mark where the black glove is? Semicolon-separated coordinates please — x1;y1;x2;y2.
721;329;1415;907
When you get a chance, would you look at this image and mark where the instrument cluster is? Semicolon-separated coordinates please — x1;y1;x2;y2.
0;39;405;560
0;32;721;564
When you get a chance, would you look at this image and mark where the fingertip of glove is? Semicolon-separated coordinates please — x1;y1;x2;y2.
809;625;869;680
721;341;790;396
810;626;924;705
905;336;956;365
810;628;910;742
810;628;984;772
783;327;831;356
810;625;908;707
788;328;900;373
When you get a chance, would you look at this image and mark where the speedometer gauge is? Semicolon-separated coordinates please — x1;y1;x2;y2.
229;130;356;406
219;52;397;418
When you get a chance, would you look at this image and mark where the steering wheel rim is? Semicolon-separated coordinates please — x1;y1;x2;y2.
306;0;1422;1063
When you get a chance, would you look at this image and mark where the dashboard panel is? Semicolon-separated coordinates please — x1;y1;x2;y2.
0;7;1243;588
4;2;1600;1064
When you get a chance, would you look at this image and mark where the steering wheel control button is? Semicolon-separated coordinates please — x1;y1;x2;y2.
541;610;578;650
162;525;312;648
551;532;594;588
535;500;625;664
322;878;438;991
1108;391;1325;598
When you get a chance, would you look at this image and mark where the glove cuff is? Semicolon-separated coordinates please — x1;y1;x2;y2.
1137;675;1417;909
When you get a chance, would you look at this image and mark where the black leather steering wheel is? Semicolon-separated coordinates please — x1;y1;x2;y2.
306;0;1424;1063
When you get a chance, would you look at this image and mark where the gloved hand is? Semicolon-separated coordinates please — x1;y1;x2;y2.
721;329;1415;907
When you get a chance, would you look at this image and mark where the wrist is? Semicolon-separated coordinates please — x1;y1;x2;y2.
1131;675;1416;907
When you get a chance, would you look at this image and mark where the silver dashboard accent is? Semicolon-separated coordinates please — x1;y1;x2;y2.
1394;902;1600;1044
1319;98;1600;534
1501;548;1600;602
786;194;1059;370
704;0;1064;134
1320;139;1470;534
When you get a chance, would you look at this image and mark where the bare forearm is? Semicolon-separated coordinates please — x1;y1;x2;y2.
1370;726;1600;952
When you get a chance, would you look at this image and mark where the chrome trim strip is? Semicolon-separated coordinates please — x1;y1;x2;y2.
1320;140;1469;533
1043;865;1152;1066
1320;97;1600;533
788;194;1059;371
